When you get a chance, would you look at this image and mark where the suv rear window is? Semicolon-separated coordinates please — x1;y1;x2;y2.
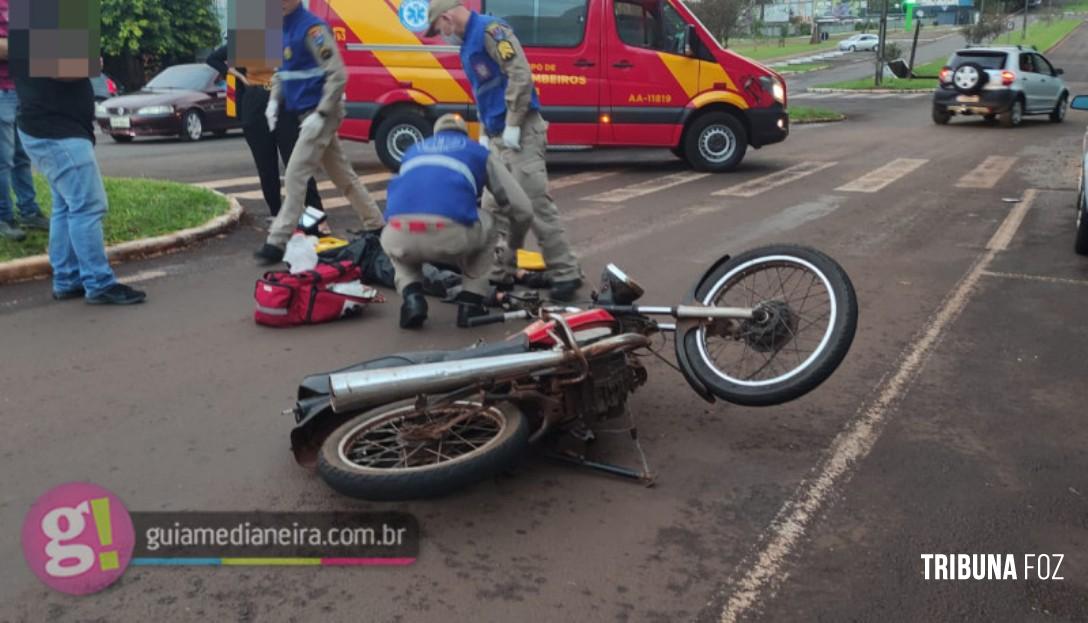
484;0;589;47
949;52;1007;70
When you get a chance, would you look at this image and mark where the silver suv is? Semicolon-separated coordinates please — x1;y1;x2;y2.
932;46;1069;127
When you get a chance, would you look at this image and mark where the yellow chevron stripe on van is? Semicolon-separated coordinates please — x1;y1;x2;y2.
698;61;740;96
656;53;700;98
329;0;471;103
690;91;749;111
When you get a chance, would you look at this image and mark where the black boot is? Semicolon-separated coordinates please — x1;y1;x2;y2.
456;291;489;328
254;243;285;266
549;278;583;303
399;283;428;329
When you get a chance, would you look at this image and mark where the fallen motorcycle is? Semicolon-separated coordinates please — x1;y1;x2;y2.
288;245;858;501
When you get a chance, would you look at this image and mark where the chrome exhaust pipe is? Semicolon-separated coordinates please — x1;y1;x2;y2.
328;350;570;413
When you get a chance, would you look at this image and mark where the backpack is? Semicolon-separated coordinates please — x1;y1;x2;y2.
254;260;384;327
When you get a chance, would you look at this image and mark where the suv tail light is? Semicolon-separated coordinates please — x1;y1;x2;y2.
1001;70;1015;86
939;66;952;83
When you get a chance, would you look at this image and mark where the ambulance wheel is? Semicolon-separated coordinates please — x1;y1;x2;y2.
684;112;748;173
375;111;432;172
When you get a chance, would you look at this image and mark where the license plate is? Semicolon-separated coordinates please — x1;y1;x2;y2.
956;95;980;103
110;116;131;129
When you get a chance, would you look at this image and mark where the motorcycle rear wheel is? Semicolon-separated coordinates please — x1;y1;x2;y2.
318;399;529;501
681;244;857;406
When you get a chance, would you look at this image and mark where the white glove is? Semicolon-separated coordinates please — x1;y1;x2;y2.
478;132;490;149
265;99;279;132
501;125;521;151
301;111;324;135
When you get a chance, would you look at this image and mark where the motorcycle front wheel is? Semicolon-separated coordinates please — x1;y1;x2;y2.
318;399;529;501
681;244;858;406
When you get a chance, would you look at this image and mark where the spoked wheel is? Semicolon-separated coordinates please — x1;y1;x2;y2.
318;399;529;500
681;245;858;406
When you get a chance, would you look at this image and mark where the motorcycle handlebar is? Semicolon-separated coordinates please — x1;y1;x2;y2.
465;310;530;327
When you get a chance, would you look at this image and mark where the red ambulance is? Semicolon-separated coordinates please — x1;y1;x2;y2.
306;0;789;172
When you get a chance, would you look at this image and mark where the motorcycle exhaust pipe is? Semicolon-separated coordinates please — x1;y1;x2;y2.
328;350;570;414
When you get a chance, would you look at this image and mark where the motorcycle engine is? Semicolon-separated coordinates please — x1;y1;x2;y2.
563;351;647;420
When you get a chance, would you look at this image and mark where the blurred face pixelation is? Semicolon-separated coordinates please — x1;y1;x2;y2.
229;0;282;70
10;0;102;78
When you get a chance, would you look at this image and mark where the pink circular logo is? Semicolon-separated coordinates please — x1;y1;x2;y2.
21;482;135;595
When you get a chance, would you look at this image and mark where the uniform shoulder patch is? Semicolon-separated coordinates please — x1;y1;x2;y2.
485;21;511;42
307;25;328;48
495;40;516;62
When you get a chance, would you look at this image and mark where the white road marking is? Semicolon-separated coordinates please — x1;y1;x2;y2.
579;201;724;256
956;156;1018;189
119;269;169;284
192;176;261;190
986;188;1036;251
713;161;838;198
550;170;620;190
982;270;1088;286
583;171;710;203
835;158;927;193
324;190;387;210
717;189;1039;623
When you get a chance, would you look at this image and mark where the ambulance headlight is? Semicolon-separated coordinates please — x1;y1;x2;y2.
772;80;785;104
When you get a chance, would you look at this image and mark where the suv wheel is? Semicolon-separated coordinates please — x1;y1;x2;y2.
932;106;951;125
1050;94;1068;123
375;110;431;172
1000;99;1023;128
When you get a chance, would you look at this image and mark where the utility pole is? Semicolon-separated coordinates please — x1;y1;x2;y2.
1022;0;1029;39
875;0;889;85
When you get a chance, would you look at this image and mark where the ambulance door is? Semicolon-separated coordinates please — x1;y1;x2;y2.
604;0;697;145
485;0;601;145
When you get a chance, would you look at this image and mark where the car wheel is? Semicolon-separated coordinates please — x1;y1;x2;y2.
849;45;856;52
683;112;748;173
375;110;431;172
180;110;203;142
1050;94;1068;123
1076;183;1088;255
1000;98;1023;128
932;106;951;125
109;134;133;143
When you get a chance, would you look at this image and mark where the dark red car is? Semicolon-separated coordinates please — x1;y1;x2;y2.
96;64;242;143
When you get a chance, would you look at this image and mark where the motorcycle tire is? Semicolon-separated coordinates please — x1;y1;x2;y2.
680;244;858;407
318;399;529;501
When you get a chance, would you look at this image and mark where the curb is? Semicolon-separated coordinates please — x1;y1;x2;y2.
793;114;847;125
1046;19;1085;53
806;87;934;94
0;190;243;285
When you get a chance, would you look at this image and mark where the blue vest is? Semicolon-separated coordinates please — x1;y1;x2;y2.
280;6;327;113
385;131;489;226
461;12;541;136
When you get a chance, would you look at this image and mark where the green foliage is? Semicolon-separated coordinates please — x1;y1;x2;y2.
101;0;222;87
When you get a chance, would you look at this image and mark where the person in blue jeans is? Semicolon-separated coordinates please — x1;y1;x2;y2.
14;75;145;305
0;90;47;240
0;0;47;241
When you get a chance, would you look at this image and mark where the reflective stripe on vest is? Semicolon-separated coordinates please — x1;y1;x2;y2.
398;154;479;195
277;67;326;81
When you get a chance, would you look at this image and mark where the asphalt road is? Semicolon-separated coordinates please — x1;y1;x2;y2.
3;23;1088;623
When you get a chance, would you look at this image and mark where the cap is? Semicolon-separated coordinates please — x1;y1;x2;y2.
434;113;468;134
426;0;463;38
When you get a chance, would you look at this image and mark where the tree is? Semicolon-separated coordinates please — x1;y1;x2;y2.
690;0;745;46
101;0;222;90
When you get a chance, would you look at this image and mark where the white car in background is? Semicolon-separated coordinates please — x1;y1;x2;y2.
838;34;879;52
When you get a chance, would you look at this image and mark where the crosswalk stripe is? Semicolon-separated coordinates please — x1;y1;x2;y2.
955;156;1017;189
550;170;620;190
583;171;710;203
835;158;928;193
713;161;837;198
324;190;387;211
193;176;261;190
